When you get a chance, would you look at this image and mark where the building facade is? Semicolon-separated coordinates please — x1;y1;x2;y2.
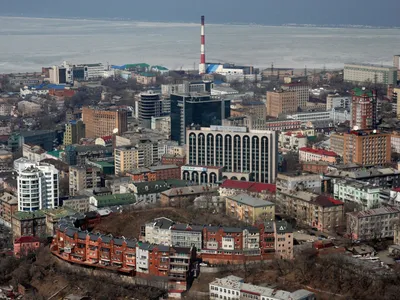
12;211;46;238
69;165;102;196
277;190;344;232
266;89;297;117
170;93;231;144
299;147;337;163
139;91;161;128
17;163;59;211
82;107;128;138
225;194;275;224
350;88;377;130
347;207;400;241
281;82;310;109
63;120;86;145
344;63;397;85
333;179;381;210
186;126;278;184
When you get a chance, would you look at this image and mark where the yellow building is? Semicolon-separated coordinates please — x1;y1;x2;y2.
63;120;85;145
225;193;275;224
114;147;139;175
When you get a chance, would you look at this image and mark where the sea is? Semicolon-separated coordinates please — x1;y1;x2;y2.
0;16;400;73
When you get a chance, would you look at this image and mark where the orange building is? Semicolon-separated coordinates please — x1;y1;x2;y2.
333;130;391;165
127;165;181;182
266;90;297;118
82;107;128;138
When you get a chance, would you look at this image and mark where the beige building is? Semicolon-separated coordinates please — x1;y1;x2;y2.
114;147;139;175
225;193;275;224
136;73;157;85
82;106;127;138
17;101;41;116
266;89;297;117
277;190;344;232
344;63;397;85
281;82;310;109
22;144;46;162
69;165;102;196
393;87;400;119
62;196;90;213
347;207;400;241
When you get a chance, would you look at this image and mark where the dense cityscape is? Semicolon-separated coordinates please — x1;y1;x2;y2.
0;13;400;300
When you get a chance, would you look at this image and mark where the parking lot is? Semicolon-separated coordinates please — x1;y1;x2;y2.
293;229;334;244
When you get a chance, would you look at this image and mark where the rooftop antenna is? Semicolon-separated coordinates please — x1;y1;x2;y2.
271;62;274;76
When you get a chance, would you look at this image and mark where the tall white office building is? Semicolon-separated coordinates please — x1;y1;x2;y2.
17;162;59;211
185;125;278;184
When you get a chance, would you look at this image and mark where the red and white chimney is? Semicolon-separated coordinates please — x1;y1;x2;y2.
199;15;206;75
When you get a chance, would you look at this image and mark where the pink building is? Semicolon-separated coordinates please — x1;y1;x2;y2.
299;147;337;163
14;236;41;257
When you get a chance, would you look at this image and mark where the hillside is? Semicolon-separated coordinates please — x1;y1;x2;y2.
93;207;246;239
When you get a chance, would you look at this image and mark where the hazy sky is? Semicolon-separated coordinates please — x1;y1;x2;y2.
1;0;399;26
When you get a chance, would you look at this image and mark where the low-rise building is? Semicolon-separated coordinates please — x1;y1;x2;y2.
219;179;276;200
276;190;344;232
225;194;275;224
301;161;330;174
22;143;46;162
333;179;381;210
299;147;337;163
161;154;186;167
17;101;41;116
209;275;316;300
136;72;157;85
347;207;400;241
11;211;47;239
278;132;307;151
127;165;181;182
43;207;77;236
89;193;136;209
276;172;322;195
160;185;218;208
62;196;90;213
52;226;196;291
0;192;18;227
14;236;42;258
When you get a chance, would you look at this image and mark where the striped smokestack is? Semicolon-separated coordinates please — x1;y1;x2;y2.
199;15;206;75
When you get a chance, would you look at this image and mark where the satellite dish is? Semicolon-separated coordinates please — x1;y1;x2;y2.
353;126;359;131
113;128;119;134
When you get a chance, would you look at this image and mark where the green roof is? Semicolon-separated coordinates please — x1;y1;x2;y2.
94;161;114;168
43;207;77;219
152;65;168;71
139;72;156;77
47;150;64;159
125;63;150;69
94;193;136;208
13;210;46;220
352;87;373;97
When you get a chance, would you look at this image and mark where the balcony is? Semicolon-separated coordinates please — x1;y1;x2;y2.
169;268;187;273
170;253;190;259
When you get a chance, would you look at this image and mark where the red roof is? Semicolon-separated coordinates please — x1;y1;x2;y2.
314;195;343;207
220;179;276;194
299;147;337;157
14;236;41;244
393;187;400;192
101;135;113;142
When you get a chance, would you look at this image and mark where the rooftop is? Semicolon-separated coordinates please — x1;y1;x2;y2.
43;207;77;219
348;206;400;218
15;236;41;244
92;193;136;208
220;179;276;194
13;210;46;220
227;193;275;208
161;185;217;197
133;179;191;195
299;147;337;157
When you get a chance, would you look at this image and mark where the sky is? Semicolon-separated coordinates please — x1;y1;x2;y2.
0;0;399;27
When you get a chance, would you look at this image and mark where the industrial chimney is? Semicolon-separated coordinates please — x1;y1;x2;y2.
199;15;206;75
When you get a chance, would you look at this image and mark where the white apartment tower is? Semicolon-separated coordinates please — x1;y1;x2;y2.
17;163;60;211
186;125;278;184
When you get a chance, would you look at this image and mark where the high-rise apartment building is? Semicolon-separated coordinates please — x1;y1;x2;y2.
281;82;310;109
186;125;277;183
330;130;391;165
394;55;400;80
266;89;297;117
344;63;398;85
69;165;102;196
351;88;377;130
17;163;59;211
170;94;230;145
63;120;86;145
139;91;161;128
82;107;128;138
